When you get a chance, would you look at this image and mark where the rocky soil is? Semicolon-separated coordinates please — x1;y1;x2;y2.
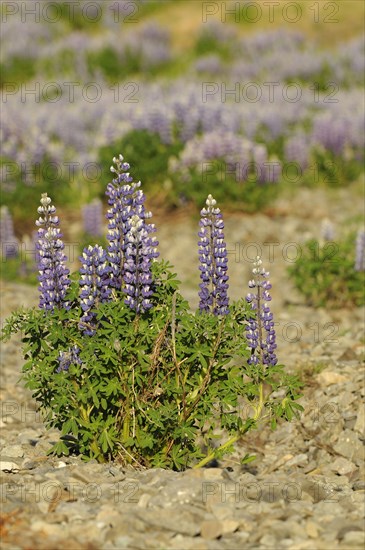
1;187;364;549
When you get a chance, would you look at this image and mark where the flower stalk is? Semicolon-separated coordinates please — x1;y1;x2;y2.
198;194;229;315
246;256;277;368
35;193;70;311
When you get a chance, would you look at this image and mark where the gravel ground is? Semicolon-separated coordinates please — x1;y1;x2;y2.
1;186;364;549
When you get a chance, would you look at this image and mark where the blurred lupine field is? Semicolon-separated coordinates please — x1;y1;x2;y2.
0;0;364;292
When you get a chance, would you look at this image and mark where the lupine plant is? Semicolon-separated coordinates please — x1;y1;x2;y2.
1;154;303;470
288;224;365;307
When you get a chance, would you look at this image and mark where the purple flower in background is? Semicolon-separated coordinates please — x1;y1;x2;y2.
0;206;18;259
355;229;365;272
35;194;70;311
246;257;277;367
106;154;155;290
198;194;229;315
321;218;335;242
79;245;111;336
195;55;223;75
284;132;310;171
56;345;82;373
123;214;159;313
82;198;103;237
311;113;349;156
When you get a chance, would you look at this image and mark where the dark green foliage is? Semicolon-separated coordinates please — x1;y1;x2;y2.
0;57;37;86
87;47;139;81
1;260;302;470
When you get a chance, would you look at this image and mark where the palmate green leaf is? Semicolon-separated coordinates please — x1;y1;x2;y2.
62;417;79;436
48;440;70;457
99;426;118;454
136;431;154;450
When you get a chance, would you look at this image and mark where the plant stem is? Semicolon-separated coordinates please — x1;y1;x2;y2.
193;381;265;469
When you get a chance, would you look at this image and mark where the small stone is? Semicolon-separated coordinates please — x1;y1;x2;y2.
333;430;363;462
21;459;37;470
221;519;239;535
338;348;358;361
200;520;223;540
37;481;63;513
55;461;67;468
330;457;357;476
286;453;308;467
30;520;64;537
186;468;224;480
317;371;348;386
337;524;364;540
45;513;68;524
137;493;151;508
354;404;365;435
306;521;319;538
342;530;365;546
137;508;201;537
96;506;122;526
209;503;233;520
352;480;365;491
259;533;277;546
0;445;24;458
0;461;20;472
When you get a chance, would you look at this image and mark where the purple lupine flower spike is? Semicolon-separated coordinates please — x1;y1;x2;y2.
106;154;154;290
198;194;229;315
35;193;70;311
123;214;159;313
246;256;277;367
79;245;111;336
355;229;365;272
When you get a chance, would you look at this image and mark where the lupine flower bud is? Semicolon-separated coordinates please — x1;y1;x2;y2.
245;256;277;367
79;245;111;336
35;193;70;311
198;194;229;315
56;345;82;373
355;229;365;272
106;154;156;290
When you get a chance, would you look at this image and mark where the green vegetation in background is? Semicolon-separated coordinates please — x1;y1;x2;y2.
98;129;184;190
288;232;365;308
0;57;37;87
0;257;38;286
170;162;280;213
